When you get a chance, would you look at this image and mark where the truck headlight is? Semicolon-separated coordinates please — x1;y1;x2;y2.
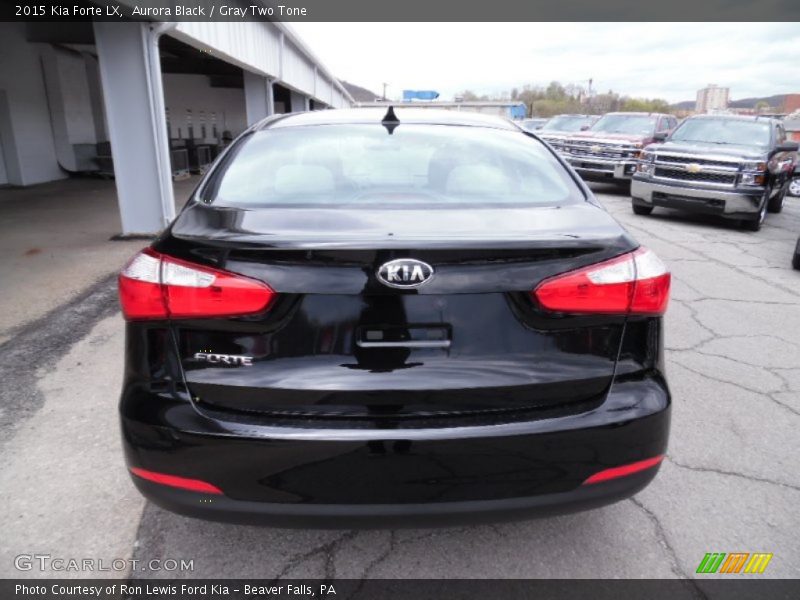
741;161;767;172
637;151;656;176
739;161;767;186
625;144;644;159
739;172;766;186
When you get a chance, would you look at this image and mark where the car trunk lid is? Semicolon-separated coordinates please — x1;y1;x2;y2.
164;202;636;421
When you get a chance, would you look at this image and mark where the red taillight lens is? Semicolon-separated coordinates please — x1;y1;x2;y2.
130;467;223;494
532;247;670;316
118;249;275;320
582;455;664;485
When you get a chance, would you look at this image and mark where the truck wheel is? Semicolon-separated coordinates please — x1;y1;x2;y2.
767;184;786;213
632;200;653;216
743;187;772;231
793;238;800;270
742;197;768;231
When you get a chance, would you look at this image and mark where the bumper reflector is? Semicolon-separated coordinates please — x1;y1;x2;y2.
130;467;223;495
582;455;664;485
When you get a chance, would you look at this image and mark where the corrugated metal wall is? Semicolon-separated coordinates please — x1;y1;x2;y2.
171;22;351;108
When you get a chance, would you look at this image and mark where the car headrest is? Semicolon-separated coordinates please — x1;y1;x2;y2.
300;145;344;178
274;165;336;195
445;164;511;195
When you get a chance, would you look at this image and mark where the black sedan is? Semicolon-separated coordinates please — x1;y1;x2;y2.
117;108;671;527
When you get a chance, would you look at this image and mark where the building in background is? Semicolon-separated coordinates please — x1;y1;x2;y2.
402;90;440;101
353;100;527;121
782;94;800;114
696;84;730;113
785;110;800;142
0;20;352;236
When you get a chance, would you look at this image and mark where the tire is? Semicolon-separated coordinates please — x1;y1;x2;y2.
767;183;786;213
742;190;769;231
632;202;653;216
789;178;800;197
793;238;800;270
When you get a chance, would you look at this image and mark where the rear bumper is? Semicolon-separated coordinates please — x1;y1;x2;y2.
121;377;670;527
130;469;659;528
566;156;638;181
631;177;763;218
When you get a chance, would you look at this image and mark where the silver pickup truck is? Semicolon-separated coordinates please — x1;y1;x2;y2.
536;114;599;154
631;114;798;231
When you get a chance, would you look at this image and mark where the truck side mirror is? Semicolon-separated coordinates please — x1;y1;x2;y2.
775;141;799;153
652;131;668;142
768;141;799;158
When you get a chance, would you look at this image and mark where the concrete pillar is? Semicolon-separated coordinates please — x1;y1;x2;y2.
40;47;78;172
93;21;175;236
0;23;64;185
244;70;274;125
266;79;275;117
0;90;23;185
0;134;7;185
290;89;308;113
83;52;107;142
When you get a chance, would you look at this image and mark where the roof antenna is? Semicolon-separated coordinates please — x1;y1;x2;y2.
382;105;400;134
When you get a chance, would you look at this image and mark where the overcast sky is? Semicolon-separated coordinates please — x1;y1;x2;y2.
291;23;799;103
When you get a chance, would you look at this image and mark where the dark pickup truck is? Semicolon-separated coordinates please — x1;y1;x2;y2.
631;115;798;231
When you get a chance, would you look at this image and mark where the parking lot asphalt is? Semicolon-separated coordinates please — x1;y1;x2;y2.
1;184;799;581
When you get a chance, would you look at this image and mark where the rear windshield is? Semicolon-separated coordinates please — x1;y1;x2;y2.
669;118;771;147
205;124;581;207
591;115;657;135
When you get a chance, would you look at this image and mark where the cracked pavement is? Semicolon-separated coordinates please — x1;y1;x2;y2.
1;184;798;579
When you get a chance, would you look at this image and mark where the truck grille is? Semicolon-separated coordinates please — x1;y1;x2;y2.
581;162;612;171
566;140;638;160
652;153;740;187
654;167;737;185
540;136;569;152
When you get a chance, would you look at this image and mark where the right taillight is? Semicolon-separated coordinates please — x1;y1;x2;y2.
118;248;275;320
532;247;670;316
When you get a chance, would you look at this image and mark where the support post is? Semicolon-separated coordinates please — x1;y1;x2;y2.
244;70;274;125
93;21;175;236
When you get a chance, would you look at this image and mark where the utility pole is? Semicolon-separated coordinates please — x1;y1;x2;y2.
382;83;388;101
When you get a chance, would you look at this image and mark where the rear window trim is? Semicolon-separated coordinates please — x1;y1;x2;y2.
197;130;255;204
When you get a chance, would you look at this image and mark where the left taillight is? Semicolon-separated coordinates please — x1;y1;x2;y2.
130;467;223;494
532;247;670;316
118;248;275;320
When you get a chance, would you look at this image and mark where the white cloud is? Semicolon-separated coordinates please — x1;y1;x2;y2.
291;22;800;103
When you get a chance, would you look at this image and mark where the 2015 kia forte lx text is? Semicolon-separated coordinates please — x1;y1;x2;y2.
117;108;671;527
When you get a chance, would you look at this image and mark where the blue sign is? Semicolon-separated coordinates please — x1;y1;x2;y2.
402;90;440;101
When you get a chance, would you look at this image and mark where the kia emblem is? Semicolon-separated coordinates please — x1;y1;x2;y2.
377;259;434;289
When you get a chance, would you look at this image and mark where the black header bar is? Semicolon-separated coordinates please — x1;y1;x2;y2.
3;0;800;22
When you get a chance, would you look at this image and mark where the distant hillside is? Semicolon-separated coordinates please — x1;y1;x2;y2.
341;80;382;103
671;94;788;110
672;100;695;110
728;94;787;109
